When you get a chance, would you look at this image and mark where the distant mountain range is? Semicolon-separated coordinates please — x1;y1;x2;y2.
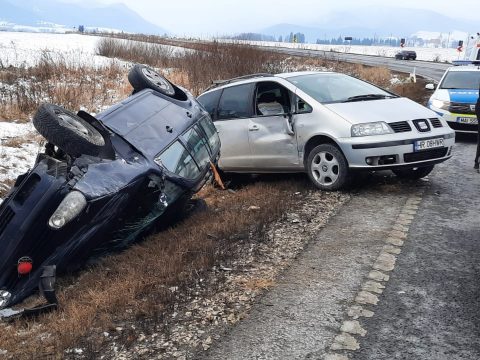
0;0;168;34
259;6;478;42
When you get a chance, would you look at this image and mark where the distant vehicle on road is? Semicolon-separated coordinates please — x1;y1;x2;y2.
395;50;417;60
198;71;455;191
426;62;480;133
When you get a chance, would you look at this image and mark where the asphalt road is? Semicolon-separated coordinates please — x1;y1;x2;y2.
201;136;480;360
258;46;451;82
354;138;480;360
164;39;451;82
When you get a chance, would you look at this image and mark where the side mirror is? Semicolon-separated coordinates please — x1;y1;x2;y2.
284;112;295;135
425;83;435;90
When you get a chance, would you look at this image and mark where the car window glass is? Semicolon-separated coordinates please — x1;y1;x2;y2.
197;90;221;119
440;71;480;90
217;84;253;120
295;96;313;114
287;73;391;103
155;141;200;179
183;126;211;168
255;82;291;116
199;116;220;153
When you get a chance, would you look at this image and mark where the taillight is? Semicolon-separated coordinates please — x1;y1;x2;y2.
17;257;33;275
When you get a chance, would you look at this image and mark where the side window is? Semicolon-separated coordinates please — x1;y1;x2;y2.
183;125;211;168
199;117;220;154
255;82;291;116
295;96;313;114
217;84;254;120
197;90;221;119
155;141;200;179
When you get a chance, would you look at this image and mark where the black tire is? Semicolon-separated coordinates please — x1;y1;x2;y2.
33;104;105;157
128;64;175;97
392;165;434;180
306;144;349;191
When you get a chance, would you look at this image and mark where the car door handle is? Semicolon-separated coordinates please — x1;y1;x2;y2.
249;125;259;131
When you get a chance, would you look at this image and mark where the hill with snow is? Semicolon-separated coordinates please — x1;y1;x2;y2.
0;0;168;34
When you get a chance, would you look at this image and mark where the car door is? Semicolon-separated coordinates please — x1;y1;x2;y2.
248;81;300;170
213;83;255;170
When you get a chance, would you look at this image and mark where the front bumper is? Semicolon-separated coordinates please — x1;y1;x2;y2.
339;131;455;170
429;107;478;134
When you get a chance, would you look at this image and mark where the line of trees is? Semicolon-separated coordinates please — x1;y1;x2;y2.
316;37;403;46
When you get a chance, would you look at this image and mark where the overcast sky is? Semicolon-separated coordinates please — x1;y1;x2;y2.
62;0;480;35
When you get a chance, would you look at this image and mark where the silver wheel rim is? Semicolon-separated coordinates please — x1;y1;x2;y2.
57;112;89;136
311;151;340;186
141;68;173;93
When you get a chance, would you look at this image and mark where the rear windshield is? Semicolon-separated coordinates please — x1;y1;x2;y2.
440;71;480;90
287;73;392;103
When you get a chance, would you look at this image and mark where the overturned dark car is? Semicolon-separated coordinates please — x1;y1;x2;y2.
0;65;220;318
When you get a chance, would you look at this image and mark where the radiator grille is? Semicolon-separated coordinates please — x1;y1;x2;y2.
429;118;442;128
389;121;412;133
449;102;475;115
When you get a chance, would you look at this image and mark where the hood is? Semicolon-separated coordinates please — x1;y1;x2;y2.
429;89;479;104
324;98;438;125
447;89;479;103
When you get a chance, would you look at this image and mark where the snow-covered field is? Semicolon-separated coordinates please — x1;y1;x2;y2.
0;32;114;68
0;31;187;68
0;122;39;183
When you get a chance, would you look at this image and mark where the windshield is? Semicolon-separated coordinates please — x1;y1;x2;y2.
287;73;394;104
440;71;480;90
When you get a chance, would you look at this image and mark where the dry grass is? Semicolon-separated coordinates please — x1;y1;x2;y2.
96;38;285;96
1;137;25;148
0;179;310;358
0;51;128;121
0;178;14;199
391;78;431;104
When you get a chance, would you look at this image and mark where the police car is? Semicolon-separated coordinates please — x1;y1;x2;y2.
426;37;480;133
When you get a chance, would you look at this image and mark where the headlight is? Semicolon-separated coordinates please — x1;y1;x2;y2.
48;191;87;229
351;122;393;137
431;99;450;110
0;290;11;308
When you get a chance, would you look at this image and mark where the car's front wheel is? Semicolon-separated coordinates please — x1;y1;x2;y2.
33;104;105;157
306;144;349;191
392;165;434;180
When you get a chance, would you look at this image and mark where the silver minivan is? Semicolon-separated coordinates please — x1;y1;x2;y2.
198;71;455;190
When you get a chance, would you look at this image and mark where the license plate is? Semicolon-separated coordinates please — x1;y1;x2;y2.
457;116;478;125
414;138;444;151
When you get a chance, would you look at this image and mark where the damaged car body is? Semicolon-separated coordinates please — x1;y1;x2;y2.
0;65;220;318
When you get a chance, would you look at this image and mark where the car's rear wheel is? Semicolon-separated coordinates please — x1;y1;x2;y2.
306;144;349;191
128;64;176;97
33;104;105;157
392;165;434;180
